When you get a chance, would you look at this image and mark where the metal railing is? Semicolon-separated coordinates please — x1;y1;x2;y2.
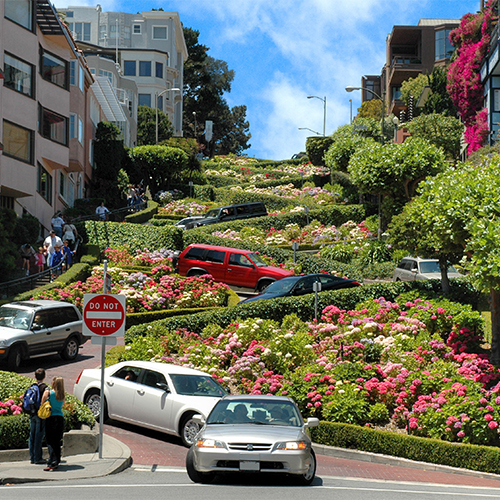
72;201;146;223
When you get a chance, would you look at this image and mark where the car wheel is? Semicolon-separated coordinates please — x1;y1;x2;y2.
7;346;22;371
257;280;273;293
60;335;80;361
84;390;108;422
295;449;316;486
180;413;201;447
186;447;215;484
187;270;204;278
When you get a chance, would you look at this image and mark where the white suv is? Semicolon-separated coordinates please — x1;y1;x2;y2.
0;300;87;371
393;257;463;282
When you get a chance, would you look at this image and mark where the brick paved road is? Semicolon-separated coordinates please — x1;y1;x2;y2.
15;339;500;489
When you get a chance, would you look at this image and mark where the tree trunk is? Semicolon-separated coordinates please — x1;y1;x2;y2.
439;257;450;294
490;288;500;366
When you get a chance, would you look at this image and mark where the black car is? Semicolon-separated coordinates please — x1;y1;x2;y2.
240;273;360;303
185;202;267;229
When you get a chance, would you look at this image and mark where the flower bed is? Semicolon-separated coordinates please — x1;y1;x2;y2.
118;293;500;446
157;200;212;216
229;184;342;204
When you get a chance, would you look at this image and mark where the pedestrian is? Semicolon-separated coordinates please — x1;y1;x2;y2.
19;243;35;276
51;212;65;238
41;377;65;471
28;368;48;465
96;202;110;221
43;230;63;262
62;219;76;249
62;240;73;270
50;245;64;280
35;247;46;273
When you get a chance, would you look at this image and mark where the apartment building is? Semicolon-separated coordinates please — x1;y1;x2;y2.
57;6;188;136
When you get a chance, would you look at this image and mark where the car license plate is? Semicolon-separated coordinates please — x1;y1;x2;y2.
240;461;260;471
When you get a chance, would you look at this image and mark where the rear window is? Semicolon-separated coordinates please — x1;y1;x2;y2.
52;307;80;327
184;247;206;260
236;205;249;216
249;203;265;214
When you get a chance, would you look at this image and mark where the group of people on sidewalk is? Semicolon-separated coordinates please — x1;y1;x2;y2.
28;368;65;471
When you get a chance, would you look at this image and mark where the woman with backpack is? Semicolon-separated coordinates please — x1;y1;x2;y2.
41;377;65;471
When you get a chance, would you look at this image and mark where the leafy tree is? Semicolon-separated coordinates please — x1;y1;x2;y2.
401;73;429;110
182;28;251;156
0;208;20;278
357;99;383;120
405;113;464;161
422;67;457;116
137;105;174;146
128;145;188;197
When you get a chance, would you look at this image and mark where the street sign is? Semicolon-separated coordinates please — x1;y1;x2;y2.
82;293;126;337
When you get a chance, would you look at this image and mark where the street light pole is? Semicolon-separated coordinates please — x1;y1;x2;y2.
155;87;181;145
298;127;321;135
307;95;326;136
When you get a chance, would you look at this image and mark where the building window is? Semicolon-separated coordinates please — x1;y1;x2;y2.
37;163;53;204
156;62;163;78
78;117;84;144
40;50;68;89
157;95;163;111
99;25;106;40
133;24;142;34
139;61;151;76
79;65;84;92
98;69;113;85
110;24;118;39
59;171;67;199
124;60;136;76
3;120;33;164
152;26;167;40
0;196;15;210
5;0;33;31
4;53;34;97
39;105;68;145
70;114;76;139
435;29;454;61
70;61;76;86
138;94;151;107
66;11;74;17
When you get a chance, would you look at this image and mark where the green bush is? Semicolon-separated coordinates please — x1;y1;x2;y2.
306;136;334;166
310;421;500;475
124;200;158;224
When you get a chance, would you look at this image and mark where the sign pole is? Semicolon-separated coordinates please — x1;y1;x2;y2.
99;260;108;459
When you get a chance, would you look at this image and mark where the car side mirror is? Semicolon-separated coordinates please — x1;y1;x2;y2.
305;417;319;428
156;382;170;393
192;414;205;425
32;325;43;331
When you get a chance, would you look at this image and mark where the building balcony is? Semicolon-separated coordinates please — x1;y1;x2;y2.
387;57;424;86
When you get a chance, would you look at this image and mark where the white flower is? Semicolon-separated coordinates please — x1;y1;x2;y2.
125;346;131;350
338;389;345;394
285;353;292;358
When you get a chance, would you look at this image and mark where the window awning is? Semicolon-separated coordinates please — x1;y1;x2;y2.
91;77;128;123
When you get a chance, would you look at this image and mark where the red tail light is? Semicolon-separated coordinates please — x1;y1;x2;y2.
75;370;83;385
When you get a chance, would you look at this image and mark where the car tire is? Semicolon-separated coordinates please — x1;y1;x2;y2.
186;447;215;484
84;390;108;422
60;335;80;361
7;346;22;371
180;413;201;448
295;449;316;486
257;280;273;293
187;270;204;278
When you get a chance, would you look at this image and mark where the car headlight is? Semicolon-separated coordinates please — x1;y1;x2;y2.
276;441;307;451
196;439;225;448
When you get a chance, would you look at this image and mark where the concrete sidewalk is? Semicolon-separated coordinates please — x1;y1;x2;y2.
0;431;131;485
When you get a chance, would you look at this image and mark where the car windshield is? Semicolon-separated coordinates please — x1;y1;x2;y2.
420;261;458;274
0;306;33;330
170;374;227;397
207;399;302;426
204;209;220;219
246;252;268;267
262;278;298;294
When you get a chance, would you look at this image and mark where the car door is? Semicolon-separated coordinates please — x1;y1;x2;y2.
292;276;316;296
132;368;174;432
27;310;56;356
47;307;81;351
105;365;142;421
204;249;226;281
226;252;257;287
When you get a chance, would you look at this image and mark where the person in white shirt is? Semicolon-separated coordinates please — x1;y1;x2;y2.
43;231;63;261
96;202;110;221
51;213;65;238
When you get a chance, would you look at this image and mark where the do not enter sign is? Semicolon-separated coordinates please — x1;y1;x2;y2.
83;293;126;337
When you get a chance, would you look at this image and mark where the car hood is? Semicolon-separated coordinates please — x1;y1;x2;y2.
201;424;306;442
0;326;25;342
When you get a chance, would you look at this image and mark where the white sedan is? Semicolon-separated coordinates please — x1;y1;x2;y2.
74;360;227;447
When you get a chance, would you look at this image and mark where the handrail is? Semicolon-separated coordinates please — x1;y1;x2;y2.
72;201;146;223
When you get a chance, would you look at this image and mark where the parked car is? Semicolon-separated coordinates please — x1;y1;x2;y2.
240;273;361;303
392;257;463;282
174;244;294;292
0;300;86;371
186;394;319;485
73;360;227;447
174;216;205;230
185;202;267;229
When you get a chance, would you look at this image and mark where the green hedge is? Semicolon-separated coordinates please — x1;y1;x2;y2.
84;220;184;252
125;279;480;343
311;421;500;474
124;200;158;224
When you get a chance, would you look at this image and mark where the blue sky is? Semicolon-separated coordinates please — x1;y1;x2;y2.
53;0;479;160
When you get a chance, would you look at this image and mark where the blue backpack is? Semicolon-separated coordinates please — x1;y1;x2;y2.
22;384;41;415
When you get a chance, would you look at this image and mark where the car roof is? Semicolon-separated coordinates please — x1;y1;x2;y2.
2;300;76;310
112;360;214;377
220;394;294;403
402;256;440;263
184;243;254;254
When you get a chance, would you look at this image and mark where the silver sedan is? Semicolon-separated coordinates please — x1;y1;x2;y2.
186;395;319;485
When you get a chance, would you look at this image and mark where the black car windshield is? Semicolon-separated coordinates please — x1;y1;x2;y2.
204;209;220;219
246;253;268;267
263;277;299;294
170;374;227;397
207;399;302;426
0;306;33;330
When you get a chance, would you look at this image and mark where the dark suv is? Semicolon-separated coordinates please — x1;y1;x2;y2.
0;300;87;370
185;202;267;229
174;244;293;292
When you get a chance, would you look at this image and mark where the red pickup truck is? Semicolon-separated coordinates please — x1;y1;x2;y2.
174;244;293;292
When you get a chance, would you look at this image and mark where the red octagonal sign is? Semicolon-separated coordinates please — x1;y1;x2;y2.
83;294;126;336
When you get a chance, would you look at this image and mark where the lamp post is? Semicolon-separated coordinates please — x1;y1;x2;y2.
192;111;197;139
306;95;326;136
155;87;181;144
298;127;321;135
345;85;386;240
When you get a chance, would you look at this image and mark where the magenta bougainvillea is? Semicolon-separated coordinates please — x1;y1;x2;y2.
447;1;496;154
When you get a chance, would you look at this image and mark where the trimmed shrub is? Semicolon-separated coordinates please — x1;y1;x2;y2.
306;136;334;166
124;200;158;224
